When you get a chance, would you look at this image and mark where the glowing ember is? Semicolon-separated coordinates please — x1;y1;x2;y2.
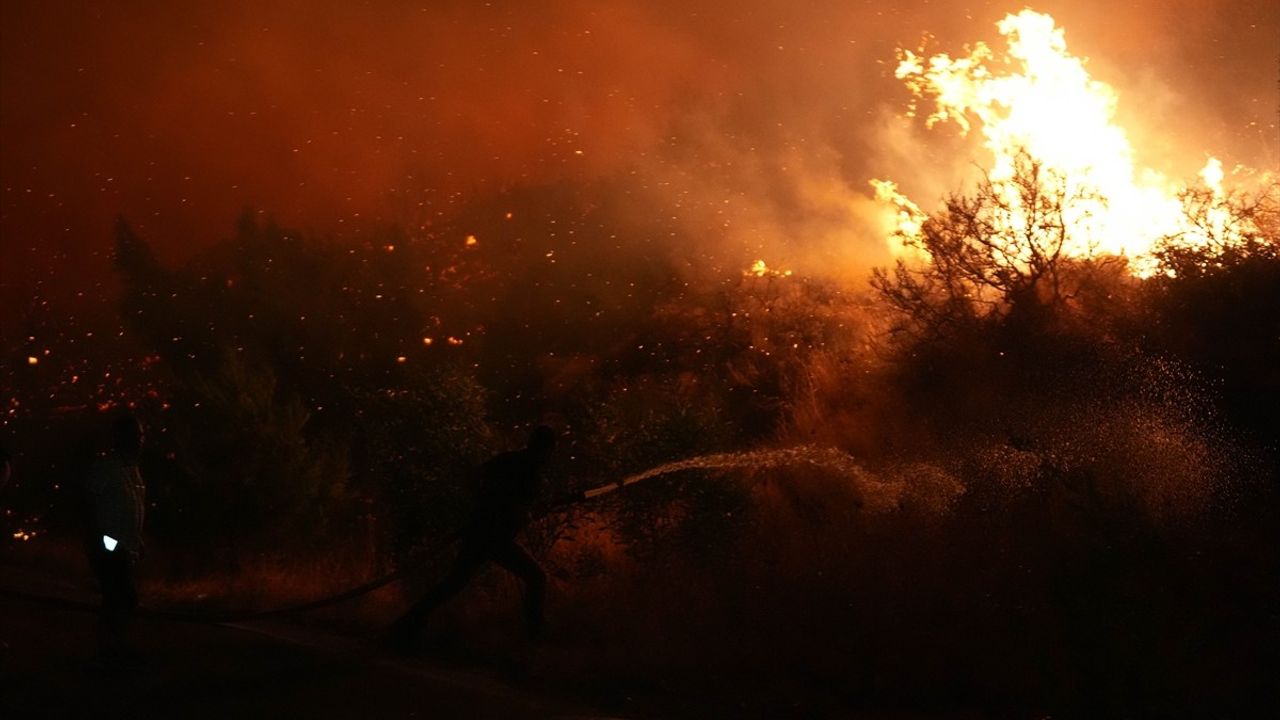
746;259;792;278
876;9;1256;273
26;356;39;366
465;234;479;247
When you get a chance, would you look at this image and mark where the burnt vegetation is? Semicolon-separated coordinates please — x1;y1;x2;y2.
4;161;1279;717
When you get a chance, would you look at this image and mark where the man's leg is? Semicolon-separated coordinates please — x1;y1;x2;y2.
89;547;114;655
117;553;138;650
390;543;486;643
94;549;134;656
491;541;546;638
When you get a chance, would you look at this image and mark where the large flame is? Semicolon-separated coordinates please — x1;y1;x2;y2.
875;9;1244;273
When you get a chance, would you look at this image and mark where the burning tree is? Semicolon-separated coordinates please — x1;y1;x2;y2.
1155;175;1280;279
871;149;1113;337
1146;181;1280;444
868;3;1280;340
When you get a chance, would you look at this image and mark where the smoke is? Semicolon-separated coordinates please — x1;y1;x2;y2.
2;0;1275;318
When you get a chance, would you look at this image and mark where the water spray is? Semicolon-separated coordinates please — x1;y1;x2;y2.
578;445;892;504
5;445;950;624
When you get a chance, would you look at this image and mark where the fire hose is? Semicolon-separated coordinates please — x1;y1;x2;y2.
1;481;625;625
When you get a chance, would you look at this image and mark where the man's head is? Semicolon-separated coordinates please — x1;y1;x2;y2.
527;425;556;464
111;414;144;460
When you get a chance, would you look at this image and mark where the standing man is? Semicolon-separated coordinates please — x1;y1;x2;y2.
389;426;556;651
86;414;146;658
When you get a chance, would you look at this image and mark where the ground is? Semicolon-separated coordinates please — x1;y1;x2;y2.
0;586;605;720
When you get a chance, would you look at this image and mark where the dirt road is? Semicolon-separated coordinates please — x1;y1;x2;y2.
0;589;598;719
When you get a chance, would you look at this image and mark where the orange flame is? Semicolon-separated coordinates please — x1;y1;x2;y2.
876;9;1259;275
745;259;793;278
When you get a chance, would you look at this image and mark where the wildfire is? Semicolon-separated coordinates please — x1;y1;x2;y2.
746;259;793;279
876;9;1252;273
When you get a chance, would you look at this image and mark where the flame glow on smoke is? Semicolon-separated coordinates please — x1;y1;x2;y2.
746;259;793;279
874;9;1247;273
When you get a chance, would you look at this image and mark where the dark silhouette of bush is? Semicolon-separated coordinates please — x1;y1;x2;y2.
840;154;1279;715
3;167;1267;716
871;150;1122;340
1146;182;1280;446
111;215;493;569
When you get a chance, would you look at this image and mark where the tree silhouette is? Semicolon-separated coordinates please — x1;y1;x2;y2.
871;150;1107;338
1155;180;1280;279
1147;182;1280;443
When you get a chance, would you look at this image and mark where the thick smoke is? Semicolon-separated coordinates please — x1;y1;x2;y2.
2;0;1275;322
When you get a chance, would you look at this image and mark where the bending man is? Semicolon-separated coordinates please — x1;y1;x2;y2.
390;426;555;649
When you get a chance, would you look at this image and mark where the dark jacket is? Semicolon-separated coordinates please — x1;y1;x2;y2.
87;451;146;554
466;449;542;542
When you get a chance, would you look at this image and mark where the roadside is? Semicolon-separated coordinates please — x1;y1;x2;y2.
0;569;600;719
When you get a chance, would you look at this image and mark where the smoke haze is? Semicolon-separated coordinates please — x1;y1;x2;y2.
2;0;1276;322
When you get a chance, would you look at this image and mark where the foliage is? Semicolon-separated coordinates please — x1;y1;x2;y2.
154;351;351;564
355;364;493;561
110;214;497;566
1154;181;1280;279
2;169;1275;716
872;150;1120;338
1146;181;1280;444
861;150;1275;519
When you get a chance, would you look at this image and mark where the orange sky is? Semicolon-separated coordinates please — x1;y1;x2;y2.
2;0;1276;325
